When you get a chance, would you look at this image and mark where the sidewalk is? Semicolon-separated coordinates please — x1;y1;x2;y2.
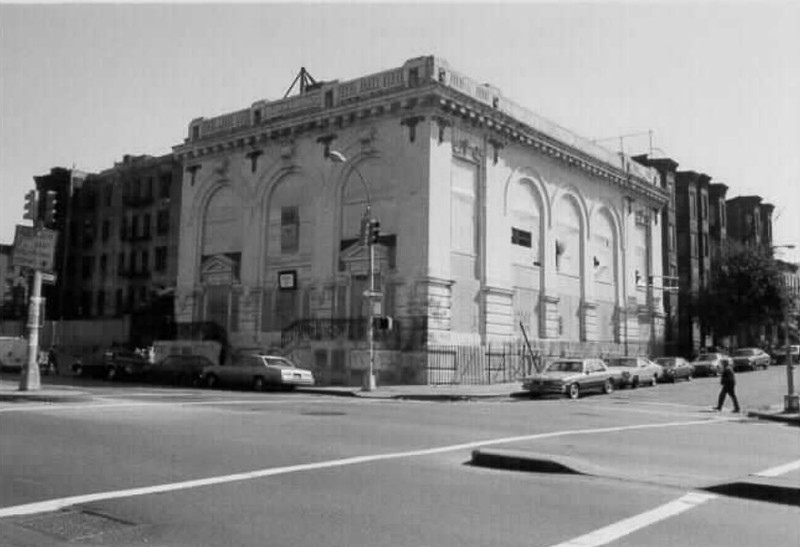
300;382;524;401
0;379;91;403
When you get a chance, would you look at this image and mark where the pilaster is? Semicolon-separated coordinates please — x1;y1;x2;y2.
582;299;598;341
414;276;453;344
482;286;514;339
541;293;560;338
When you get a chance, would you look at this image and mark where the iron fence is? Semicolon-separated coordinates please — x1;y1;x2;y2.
424;342;540;385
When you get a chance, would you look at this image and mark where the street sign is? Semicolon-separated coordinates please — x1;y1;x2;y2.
12;225;58;271
40;272;57;284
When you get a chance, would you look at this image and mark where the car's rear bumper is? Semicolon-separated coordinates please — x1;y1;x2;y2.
281;377;315;387
522;382;566;394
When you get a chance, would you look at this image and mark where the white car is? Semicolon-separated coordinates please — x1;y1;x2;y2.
690;353;729;377
202;354;315;391
604;357;662;388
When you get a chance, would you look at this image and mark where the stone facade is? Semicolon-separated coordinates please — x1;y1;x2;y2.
173;56;669;384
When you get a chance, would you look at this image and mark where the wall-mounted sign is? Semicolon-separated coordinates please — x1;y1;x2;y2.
278;270;297;290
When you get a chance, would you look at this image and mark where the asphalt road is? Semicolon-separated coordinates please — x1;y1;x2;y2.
1;368;798;547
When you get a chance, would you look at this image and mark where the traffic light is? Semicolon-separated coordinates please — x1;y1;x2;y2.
368;218;380;244
23;190;38;221
43;190;58;225
360;215;370;246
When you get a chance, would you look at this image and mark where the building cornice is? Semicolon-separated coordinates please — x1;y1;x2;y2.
173;55;667;206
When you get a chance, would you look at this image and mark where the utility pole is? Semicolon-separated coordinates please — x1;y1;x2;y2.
20;269;42;391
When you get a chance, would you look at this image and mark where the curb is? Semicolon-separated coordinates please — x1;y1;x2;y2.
704;476;800;507
470;448;609;476
746;411;800;426
0;390;92;403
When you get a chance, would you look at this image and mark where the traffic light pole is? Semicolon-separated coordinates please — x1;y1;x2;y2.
19;269;42;391
365;235;377;392
785;310;799;412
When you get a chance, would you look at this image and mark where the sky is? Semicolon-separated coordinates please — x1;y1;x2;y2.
1;1;799;263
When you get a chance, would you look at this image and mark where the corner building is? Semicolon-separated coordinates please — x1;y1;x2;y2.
173;56;669;384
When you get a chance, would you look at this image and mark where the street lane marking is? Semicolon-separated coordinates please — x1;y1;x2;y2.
547;492;718;547
0;417;733;518
0;398;378;414
544;444;800;546
753;458;800;478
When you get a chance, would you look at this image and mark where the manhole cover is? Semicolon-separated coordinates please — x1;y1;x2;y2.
301;411;347;416
18;510;135;541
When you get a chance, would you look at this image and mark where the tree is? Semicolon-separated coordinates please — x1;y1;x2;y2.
698;242;795;345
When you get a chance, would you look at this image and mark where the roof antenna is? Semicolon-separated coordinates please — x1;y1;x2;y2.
283;67;318;98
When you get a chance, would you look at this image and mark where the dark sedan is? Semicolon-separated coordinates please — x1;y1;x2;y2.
654;357;694;383
146;354;215;386
731;348;771;372
521;358;614;399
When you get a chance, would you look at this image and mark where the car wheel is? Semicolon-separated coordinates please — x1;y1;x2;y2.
567;383;581;399
205;374;219;389
603;379;614;394
253;376;265;392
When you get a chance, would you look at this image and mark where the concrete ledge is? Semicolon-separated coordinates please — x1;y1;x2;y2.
747;409;800;426
705;477;800;507
470;448;608;476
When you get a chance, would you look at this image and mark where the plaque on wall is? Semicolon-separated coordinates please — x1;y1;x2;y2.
278;270;297;290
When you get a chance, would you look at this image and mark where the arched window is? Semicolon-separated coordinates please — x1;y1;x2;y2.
509;180;542;266
555;197;582;277
268;174;310;257
200;186;243;332
202;187;242;256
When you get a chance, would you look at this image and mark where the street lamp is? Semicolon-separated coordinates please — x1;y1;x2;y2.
328;150;378;392
772;244;798;412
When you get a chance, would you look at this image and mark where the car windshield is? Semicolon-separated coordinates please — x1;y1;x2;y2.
733;349;756;356
656;358;676;367
547;361;583;373
608;358;637;368
695;354;716;361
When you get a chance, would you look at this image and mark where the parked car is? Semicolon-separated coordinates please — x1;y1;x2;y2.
521;358;614;399
202;354;315;391
604;357;662;388
106;350;152;381
72;350;116;379
654;357;694;383
690;352;729;377
730;348;771;372
146;354;215;386
772;345;800;365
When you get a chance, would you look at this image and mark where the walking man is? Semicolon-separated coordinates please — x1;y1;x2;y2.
716;360;740;413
